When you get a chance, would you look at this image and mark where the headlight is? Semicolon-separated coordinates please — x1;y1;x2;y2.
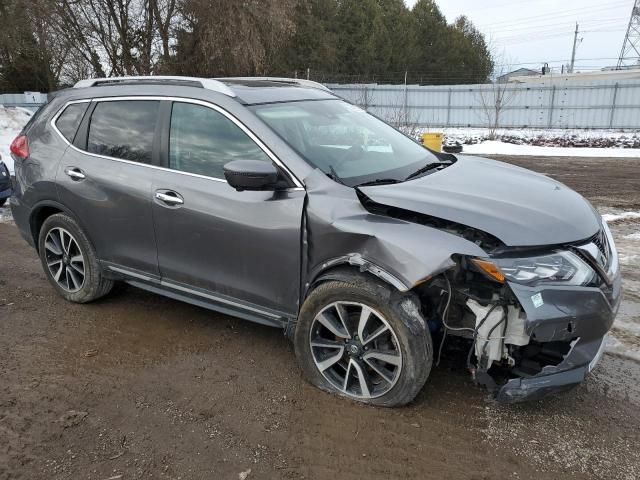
472;251;596;286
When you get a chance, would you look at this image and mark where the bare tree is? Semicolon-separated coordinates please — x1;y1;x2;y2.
476;57;519;139
50;0;181;79
176;0;299;76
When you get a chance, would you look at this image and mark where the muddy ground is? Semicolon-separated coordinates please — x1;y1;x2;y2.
1;155;640;480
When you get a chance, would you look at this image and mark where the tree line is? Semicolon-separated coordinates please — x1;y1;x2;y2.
0;0;494;92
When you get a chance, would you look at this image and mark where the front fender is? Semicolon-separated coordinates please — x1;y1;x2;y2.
303;169;487;294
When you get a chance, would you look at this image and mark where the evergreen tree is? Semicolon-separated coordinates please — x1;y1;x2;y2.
409;0;450;84
271;0;339;76
333;0;384;77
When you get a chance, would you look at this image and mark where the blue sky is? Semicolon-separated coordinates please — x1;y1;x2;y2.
404;0;634;73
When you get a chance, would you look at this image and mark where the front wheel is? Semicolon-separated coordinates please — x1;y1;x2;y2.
294;275;432;407
0;197;6;208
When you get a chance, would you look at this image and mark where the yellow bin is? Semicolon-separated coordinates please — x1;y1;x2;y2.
421;132;443;152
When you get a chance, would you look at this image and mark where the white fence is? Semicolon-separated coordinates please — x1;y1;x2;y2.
327;80;640;130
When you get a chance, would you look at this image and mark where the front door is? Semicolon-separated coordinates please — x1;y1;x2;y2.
150;100;305;316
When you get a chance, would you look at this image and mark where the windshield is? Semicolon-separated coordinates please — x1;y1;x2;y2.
250;100;442;187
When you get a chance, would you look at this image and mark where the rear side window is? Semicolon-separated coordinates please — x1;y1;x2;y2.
88;100;159;164
55;103;88;142
169;102;270;179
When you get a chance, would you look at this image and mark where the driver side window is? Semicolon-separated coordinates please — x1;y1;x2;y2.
169;102;270;179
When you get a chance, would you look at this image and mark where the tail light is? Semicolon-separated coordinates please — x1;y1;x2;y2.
10;134;30;159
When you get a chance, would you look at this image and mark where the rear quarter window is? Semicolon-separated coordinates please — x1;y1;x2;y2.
55;103;89;143
87;100;160;164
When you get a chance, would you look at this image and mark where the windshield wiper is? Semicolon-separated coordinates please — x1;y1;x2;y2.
327;165;346;185
404;162;446;181
354;178;401;187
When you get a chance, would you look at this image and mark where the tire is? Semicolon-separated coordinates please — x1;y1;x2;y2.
0;197;6;208
38;213;113;303
295;275;432;407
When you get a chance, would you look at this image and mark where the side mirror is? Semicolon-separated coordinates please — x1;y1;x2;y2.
223;160;279;192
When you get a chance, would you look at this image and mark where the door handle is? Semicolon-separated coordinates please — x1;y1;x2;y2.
65;167;86;181
155;191;184;206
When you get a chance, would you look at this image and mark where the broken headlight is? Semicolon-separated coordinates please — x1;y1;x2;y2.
473;251;596;286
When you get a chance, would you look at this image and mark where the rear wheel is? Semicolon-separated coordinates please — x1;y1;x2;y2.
38;213;113;303
0;198;6;207
295;275;432;407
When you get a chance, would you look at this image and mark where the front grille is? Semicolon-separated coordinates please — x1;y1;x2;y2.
585;229;611;270
592;230;609;258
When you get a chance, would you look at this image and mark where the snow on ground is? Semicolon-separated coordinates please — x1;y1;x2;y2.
418;127;640;157
598;207;640;363
603;211;640;223
0;106;32;173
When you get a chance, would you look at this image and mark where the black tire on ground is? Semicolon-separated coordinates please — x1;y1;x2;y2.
294;274;433;407
443;145;463;153
0;198;6;207
38;213;113;303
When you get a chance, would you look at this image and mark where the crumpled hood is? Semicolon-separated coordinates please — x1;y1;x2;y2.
359;155;601;247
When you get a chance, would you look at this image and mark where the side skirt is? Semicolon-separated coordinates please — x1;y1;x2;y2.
102;262;289;329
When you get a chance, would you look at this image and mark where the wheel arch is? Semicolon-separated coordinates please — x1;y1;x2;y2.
304;254;410;301
29;200;89;253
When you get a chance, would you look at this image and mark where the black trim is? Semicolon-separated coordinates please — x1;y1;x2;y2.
155;100;172;168
73;101;96;150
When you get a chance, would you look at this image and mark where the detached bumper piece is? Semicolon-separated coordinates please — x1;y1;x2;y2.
496;336;606;403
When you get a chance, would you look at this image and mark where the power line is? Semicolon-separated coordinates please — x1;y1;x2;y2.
488;17;626;36
479;1;629;29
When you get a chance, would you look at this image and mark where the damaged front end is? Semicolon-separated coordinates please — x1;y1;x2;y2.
303;166;621;403
415;224;622;403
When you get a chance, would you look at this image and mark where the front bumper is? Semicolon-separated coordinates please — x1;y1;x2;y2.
496;259;622;403
497;335;607;402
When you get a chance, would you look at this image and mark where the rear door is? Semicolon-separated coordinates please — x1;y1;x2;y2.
55;98;161;278
150;100;305;316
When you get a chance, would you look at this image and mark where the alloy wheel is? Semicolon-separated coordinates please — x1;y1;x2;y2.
44;227;86;293
309;301;403;399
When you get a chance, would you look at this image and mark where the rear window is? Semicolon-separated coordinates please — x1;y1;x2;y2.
55;103;88;142
87;100;159;164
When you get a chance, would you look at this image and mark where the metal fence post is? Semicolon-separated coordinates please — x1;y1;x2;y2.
609;82;619;128
446;88;452;127
547;85;556;128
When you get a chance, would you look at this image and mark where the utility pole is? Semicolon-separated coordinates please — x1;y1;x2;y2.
569;23;579;73
617;0;640;69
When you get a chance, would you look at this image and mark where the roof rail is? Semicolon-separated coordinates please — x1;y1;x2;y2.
73;76;236;97
217;77;332;92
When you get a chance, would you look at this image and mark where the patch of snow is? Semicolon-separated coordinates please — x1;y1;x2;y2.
624;232;640;240
0;206;13;224
606;335;640;363
417;127;640;157
0;106;32;173
619;254;640;266
602;211;640;222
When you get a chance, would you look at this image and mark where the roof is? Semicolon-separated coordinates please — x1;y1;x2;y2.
71;76;336;105
498;68;540;78
221;79;336;104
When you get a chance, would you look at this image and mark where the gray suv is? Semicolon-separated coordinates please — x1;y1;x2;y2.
9;76;621;406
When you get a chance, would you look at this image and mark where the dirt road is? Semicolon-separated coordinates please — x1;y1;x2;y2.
1;155;639;480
